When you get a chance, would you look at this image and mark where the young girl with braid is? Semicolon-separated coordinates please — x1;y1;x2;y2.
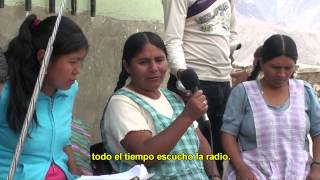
0;14;89;180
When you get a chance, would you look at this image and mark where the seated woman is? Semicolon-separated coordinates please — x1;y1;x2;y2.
101;32;220;179
221;34;320;179
0;14;88;180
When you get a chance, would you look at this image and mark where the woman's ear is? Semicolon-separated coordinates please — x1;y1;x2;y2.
123;60;130;74
36;49;46;64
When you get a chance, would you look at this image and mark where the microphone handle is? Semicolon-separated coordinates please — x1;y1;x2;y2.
192;87;209;122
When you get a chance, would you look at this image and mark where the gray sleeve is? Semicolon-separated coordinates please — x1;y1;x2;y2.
221;83;247;136
229;0;237;42
162;0;188;76
304;81;320;137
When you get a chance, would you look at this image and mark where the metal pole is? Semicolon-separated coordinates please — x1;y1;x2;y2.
49;0;55;13
90;0;96;17
6;0;67;179
0;0;4;8
25;0;31;12
71;0;77;15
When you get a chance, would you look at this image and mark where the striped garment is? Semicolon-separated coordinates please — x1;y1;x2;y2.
71;119;92;175
108;88;208;180
225;79;312;179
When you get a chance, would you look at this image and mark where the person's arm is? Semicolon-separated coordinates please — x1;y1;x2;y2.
304;82;320;179
64;145;83;175
222;133;256;180
120;90;207;167
196;128;220;179
228;0;240;64
162;0;188;77
221;84;256;179
230;70;250;87
228;0;237;43
307;136;320;180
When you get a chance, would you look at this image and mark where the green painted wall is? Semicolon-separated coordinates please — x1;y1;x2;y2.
4;0;164;22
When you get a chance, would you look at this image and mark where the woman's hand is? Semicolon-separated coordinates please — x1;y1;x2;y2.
211;176;222;180
64;145;83;175
236;166;257;180
230;70;250;87
181;90;208;123
306;163;320;180
69;165;83;176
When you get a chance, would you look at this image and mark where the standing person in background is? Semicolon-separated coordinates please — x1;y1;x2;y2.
101;32;221;179
162;0;238;175
0;48;7;92
221;34;320;179
0;14;89;180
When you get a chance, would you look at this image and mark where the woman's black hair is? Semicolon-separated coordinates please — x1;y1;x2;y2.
248;34;298;80
247;46;262;81
113;31;167;92
5;14;89;133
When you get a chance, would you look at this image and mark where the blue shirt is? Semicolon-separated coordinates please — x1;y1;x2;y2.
0;82;79;180
221;80;320;151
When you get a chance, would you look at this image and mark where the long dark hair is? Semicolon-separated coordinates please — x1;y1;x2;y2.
248;34;298;80
5;14;89;133
113;31;167;92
